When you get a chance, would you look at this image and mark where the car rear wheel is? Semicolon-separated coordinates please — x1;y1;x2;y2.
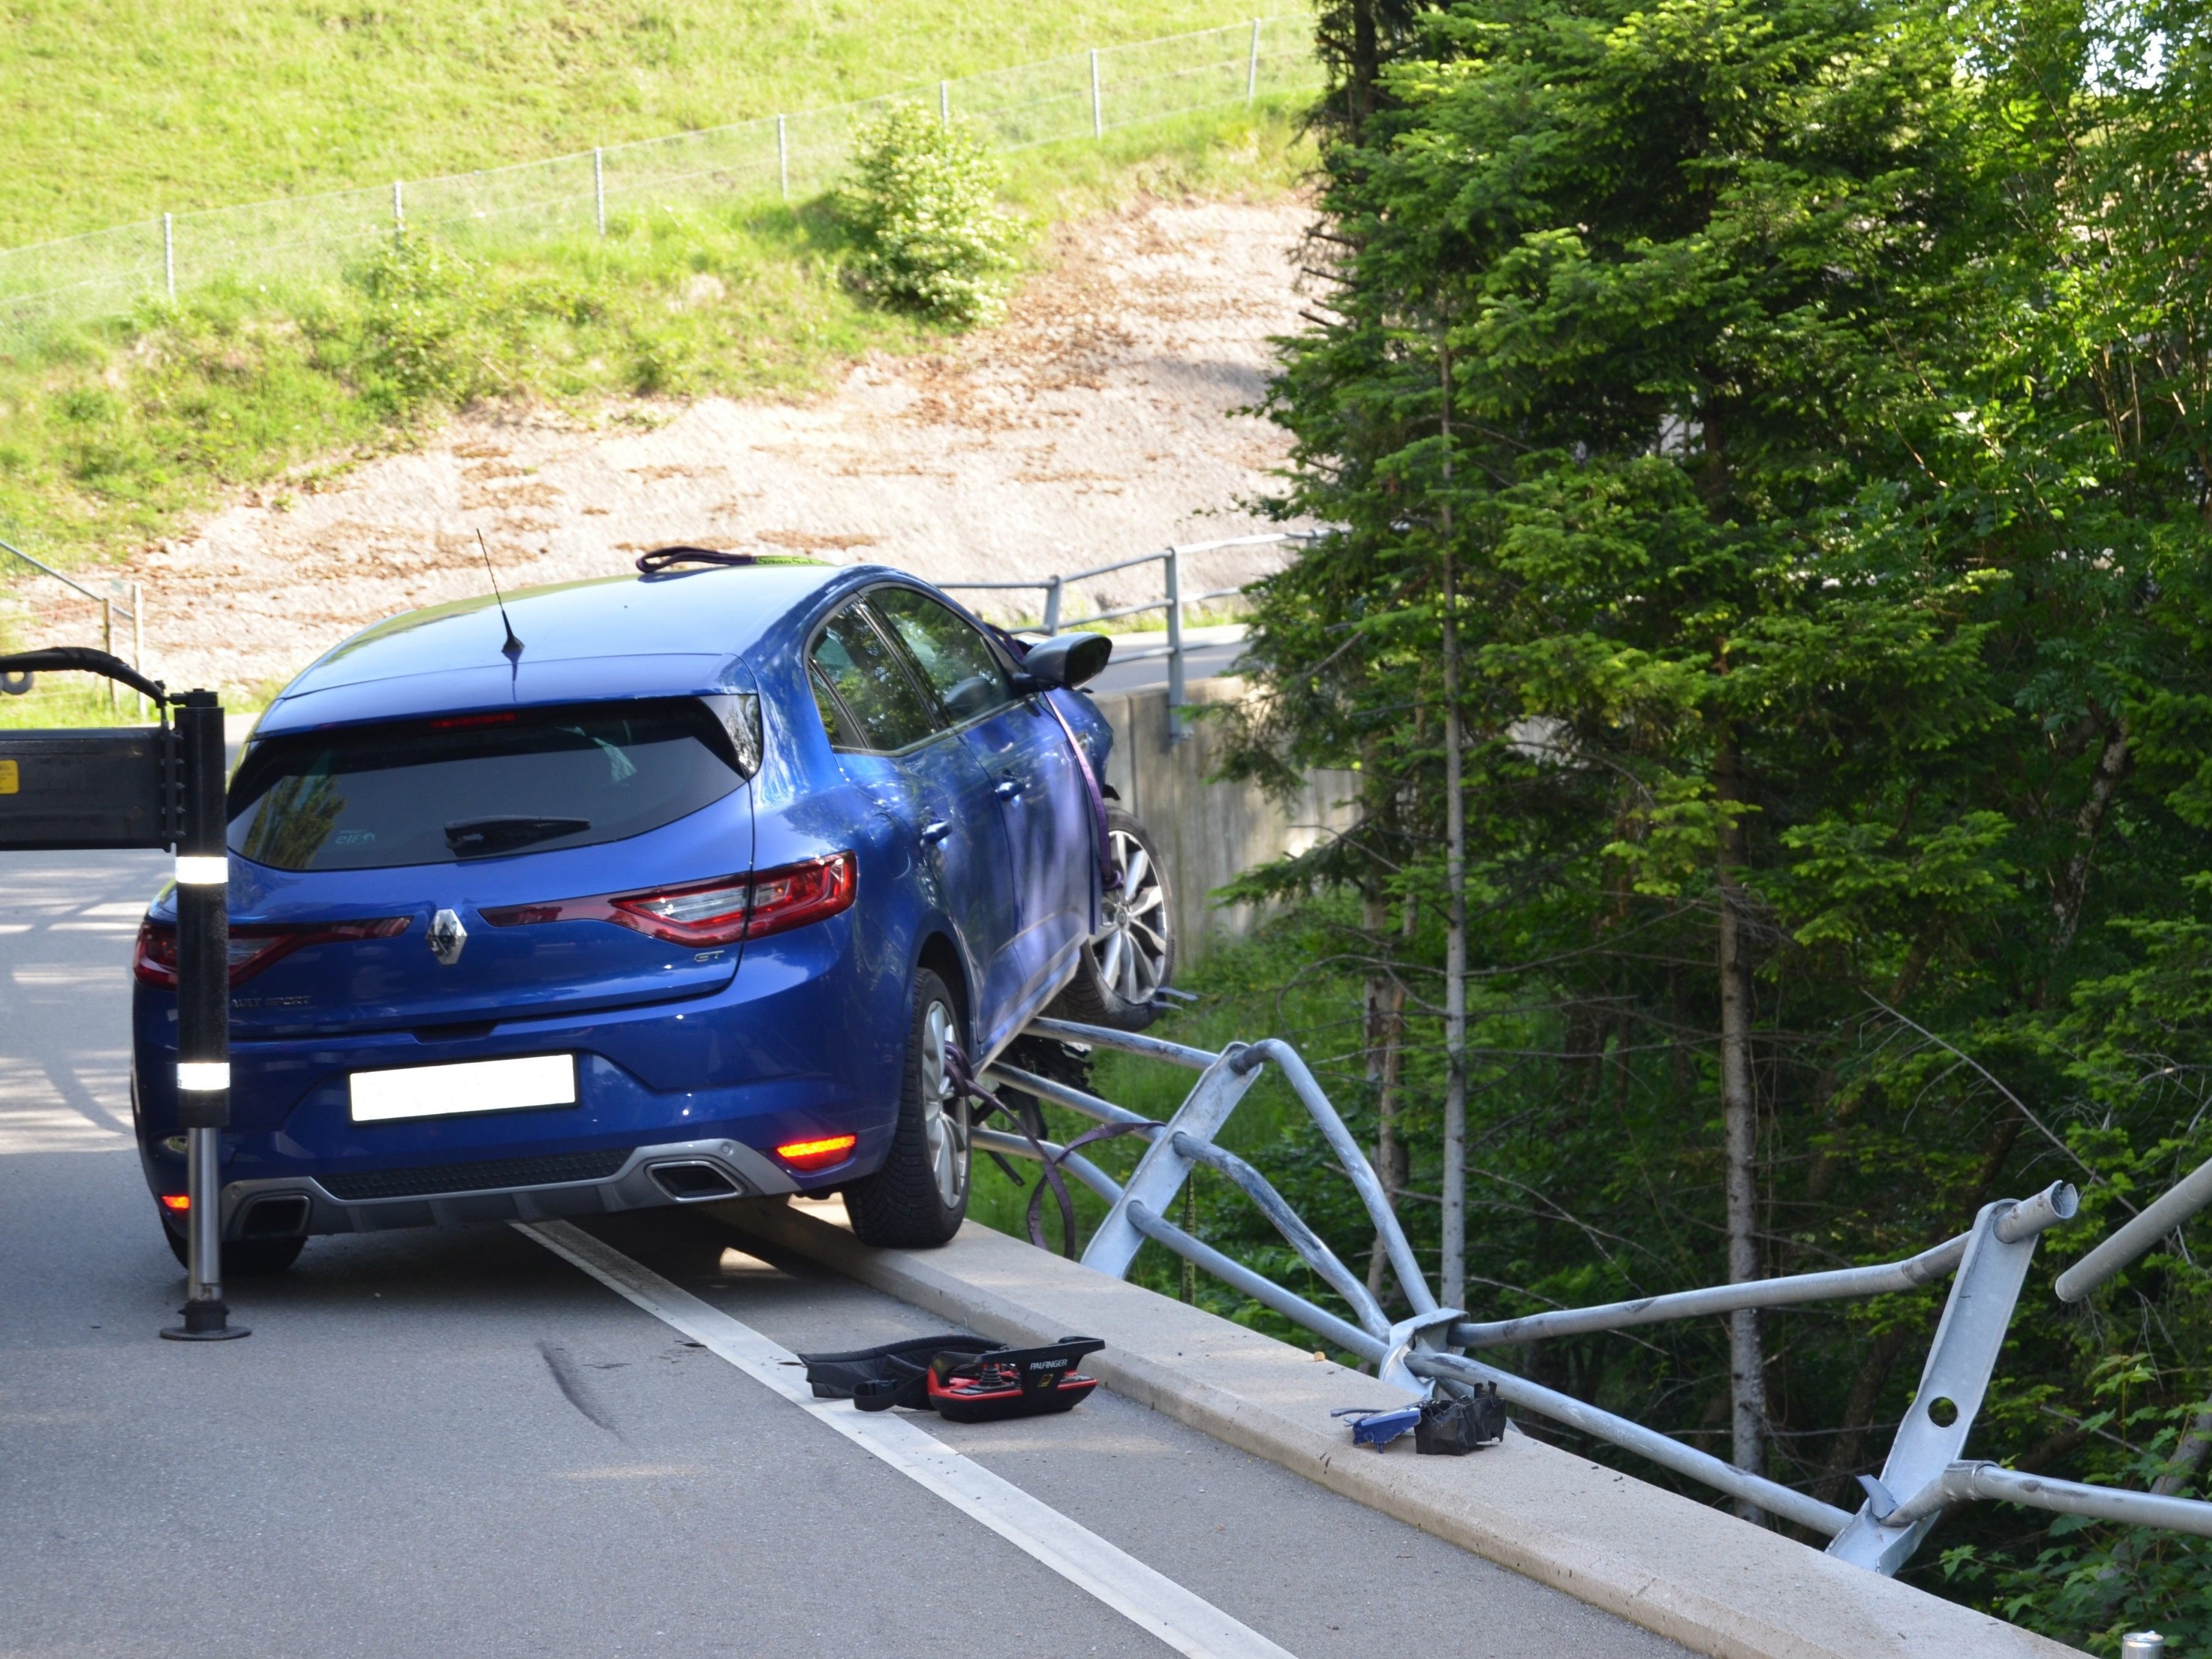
1047;808;1174;1032
161;1214;306;1277
845;969;971;1249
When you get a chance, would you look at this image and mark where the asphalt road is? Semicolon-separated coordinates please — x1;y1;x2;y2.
1084;629;1246;698
0;851;1688;1658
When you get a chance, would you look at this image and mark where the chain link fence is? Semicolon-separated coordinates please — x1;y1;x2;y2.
0;17;1318;349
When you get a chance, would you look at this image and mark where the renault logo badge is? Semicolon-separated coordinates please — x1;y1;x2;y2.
427;907;468;966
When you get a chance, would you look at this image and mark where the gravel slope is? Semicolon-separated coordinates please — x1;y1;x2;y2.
17;196;1312;701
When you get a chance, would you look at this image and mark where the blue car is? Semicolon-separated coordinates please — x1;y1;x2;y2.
130;555;1177;1271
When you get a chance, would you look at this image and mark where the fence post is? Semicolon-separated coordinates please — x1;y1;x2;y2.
939;80;950;125
1165;546;1187;742
391;180;404;249
131;582;146;720
777;115;789;202
1090;48;1104;139
100;597;116;712
1043;575;1064;635
161;212;175;303
593;147;606;235
1248;19;1262;103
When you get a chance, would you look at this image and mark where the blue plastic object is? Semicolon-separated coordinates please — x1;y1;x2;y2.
1333;1403;1422;1449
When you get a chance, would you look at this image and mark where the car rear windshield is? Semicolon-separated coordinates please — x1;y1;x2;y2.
227;698;753;871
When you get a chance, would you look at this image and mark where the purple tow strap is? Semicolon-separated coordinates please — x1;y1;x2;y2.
1038;690;1121;896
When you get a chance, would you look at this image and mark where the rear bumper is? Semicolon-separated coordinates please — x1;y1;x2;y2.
132;911;910;1231
170;1137;797;1242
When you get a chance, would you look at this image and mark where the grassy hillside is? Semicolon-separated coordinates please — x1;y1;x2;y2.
2;0;1290;246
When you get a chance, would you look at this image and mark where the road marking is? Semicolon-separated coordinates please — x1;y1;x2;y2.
520;1218;1296;1659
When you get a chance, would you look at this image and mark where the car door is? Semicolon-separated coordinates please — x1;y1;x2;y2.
870;586;1095;1022
807;598;1023;1049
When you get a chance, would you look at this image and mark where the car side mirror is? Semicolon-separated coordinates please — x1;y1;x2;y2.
1019;632;1112;692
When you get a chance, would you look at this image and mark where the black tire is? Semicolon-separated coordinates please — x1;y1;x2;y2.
161;1216;305;1277
1046;807;1175;1032
845;969;971;1249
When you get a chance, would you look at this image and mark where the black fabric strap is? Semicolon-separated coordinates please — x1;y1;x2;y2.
945;1040;1160;1258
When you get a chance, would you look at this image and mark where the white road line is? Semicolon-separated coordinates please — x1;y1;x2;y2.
520;1218;1296;1659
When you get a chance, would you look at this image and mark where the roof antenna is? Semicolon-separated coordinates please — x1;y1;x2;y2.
476;529;523;662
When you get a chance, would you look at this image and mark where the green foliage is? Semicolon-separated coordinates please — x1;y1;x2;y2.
0;198;916;565
1205;0;2212;1646
837;106;1023;327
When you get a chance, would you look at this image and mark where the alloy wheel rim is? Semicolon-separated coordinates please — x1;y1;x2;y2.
1093;829;1169;1005
917;999;969;1208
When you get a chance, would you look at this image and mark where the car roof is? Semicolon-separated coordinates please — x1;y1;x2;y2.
254;561;864;737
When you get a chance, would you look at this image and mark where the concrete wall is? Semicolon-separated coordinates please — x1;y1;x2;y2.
1089;678;1357;959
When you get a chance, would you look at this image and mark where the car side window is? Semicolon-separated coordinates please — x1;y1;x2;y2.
810;603;941;753
871;586;1015;723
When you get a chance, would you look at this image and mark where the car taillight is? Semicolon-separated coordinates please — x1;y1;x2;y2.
741;852;857;941
133;917;413;988
775;1132;858;1170
133;922;177;988
481;852;857;947
615;876;755;944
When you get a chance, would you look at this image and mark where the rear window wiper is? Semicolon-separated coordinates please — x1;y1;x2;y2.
445;815;591;857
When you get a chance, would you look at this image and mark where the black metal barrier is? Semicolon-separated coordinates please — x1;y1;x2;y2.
0;649;243;1340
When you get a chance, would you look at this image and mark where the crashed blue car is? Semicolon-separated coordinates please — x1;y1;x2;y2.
130;555;1175;1271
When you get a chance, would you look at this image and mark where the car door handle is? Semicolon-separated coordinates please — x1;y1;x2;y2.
919;820;952;846
993;777;1021;801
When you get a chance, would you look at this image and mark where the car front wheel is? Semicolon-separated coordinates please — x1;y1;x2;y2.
845;968;971;1248
1047;807;1174;1032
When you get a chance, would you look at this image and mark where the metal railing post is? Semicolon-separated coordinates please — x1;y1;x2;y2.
1165;545;1187;742
1247;19;1262;103
131;582;146;719
777;115;790;202
1825;1184;2078;1573
939;80;950;125
1090;48;1104;139
391;179;404;249
1042;575;1063;635
100;596;116;712
593;147;606;235
161;212;175;302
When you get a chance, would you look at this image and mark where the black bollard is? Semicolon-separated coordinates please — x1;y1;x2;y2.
161;692;246;1341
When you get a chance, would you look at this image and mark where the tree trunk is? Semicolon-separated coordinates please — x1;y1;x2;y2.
1716;739;1765;1518
2049;714;2130;967
1364;882;1410;1301
1350;0;1379;134
1438;337;1468;1310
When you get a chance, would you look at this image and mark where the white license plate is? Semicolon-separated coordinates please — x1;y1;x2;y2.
348;1054;578;1125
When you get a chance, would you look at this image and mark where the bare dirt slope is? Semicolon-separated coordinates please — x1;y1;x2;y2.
34;198;1312;700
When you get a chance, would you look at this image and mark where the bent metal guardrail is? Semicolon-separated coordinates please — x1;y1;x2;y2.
981;1014;2212;1575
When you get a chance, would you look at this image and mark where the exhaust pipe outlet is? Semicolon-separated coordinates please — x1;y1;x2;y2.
649;1161;744;1202
238;1194;312;1239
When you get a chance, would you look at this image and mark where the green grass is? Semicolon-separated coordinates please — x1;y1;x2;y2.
1;0;1301;247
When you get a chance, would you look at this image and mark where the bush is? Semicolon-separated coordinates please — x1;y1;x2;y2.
837;105;1021;328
